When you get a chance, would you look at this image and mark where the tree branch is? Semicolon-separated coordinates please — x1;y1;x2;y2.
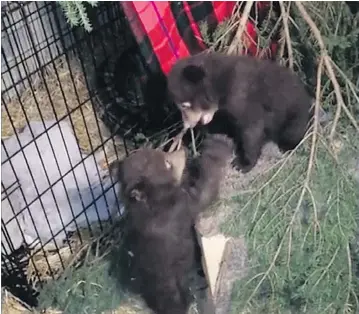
279;1;293;69
228;1;254;55
294;1;345;143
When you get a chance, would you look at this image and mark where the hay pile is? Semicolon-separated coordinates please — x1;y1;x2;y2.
25;229;91;286
2;288;33;314
1;56;122;156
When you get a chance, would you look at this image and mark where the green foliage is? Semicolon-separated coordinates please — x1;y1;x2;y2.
202;1;359;313
255;4;282;51
37;251;125;314
57;1;98;33
199;3;282;53
199;18;234;52
223;131;359;313
289;2;359;117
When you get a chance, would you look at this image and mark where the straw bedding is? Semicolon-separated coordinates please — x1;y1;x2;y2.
1;57;125;157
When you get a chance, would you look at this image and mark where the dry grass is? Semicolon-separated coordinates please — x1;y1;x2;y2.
1;288;145;314
1;57;111;154
25;233;88;286
24;219;119;287
2;288;33;314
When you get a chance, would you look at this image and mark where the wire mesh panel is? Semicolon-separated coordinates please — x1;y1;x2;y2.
1;1;139;305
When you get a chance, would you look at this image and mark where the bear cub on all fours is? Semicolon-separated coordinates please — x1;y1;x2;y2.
167;51;312;173
113;134;234;314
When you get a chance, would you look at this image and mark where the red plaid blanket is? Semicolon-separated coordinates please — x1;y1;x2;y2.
120;1;278;76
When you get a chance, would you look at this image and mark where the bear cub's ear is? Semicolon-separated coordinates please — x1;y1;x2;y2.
129;180;147;203
130;188;146;202
109;160;123;182
182;64;205;84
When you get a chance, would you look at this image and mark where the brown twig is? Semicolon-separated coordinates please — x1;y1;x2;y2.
278;27;286;65
329;60;359;134
190;128;198;156
159;136;176;150
227;1;254;55
294;1;345;143
158;128;184;150
168;128;188;152
311;55;324;230
279;1;293;69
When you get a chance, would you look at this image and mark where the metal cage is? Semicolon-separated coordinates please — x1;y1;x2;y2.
1;1;142;305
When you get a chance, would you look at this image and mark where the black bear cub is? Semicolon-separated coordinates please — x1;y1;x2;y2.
114;134;233;314
167;51;312;173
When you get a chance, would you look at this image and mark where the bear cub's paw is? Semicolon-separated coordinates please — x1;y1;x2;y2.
201;134;235;160
231;156;256;173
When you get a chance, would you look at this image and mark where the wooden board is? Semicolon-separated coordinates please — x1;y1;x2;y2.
194;226;233;309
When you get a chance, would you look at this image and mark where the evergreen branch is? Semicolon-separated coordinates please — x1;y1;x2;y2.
210;20;240;52
228;1;254;55
245;55;322;307
329;60;359;133
75;1;93;32
58;2;80;27
218;2;358;312
294;2;346;143
57;1;97;33
279;1;293;69
345;243;358;309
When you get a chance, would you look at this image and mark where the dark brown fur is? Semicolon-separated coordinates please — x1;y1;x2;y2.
167;52;312;172
114;134;233;314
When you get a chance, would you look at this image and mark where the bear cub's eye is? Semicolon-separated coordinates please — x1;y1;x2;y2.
165;160;172;169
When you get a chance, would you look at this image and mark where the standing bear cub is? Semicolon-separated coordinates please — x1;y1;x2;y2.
167;52;312;173
114;134;233;314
